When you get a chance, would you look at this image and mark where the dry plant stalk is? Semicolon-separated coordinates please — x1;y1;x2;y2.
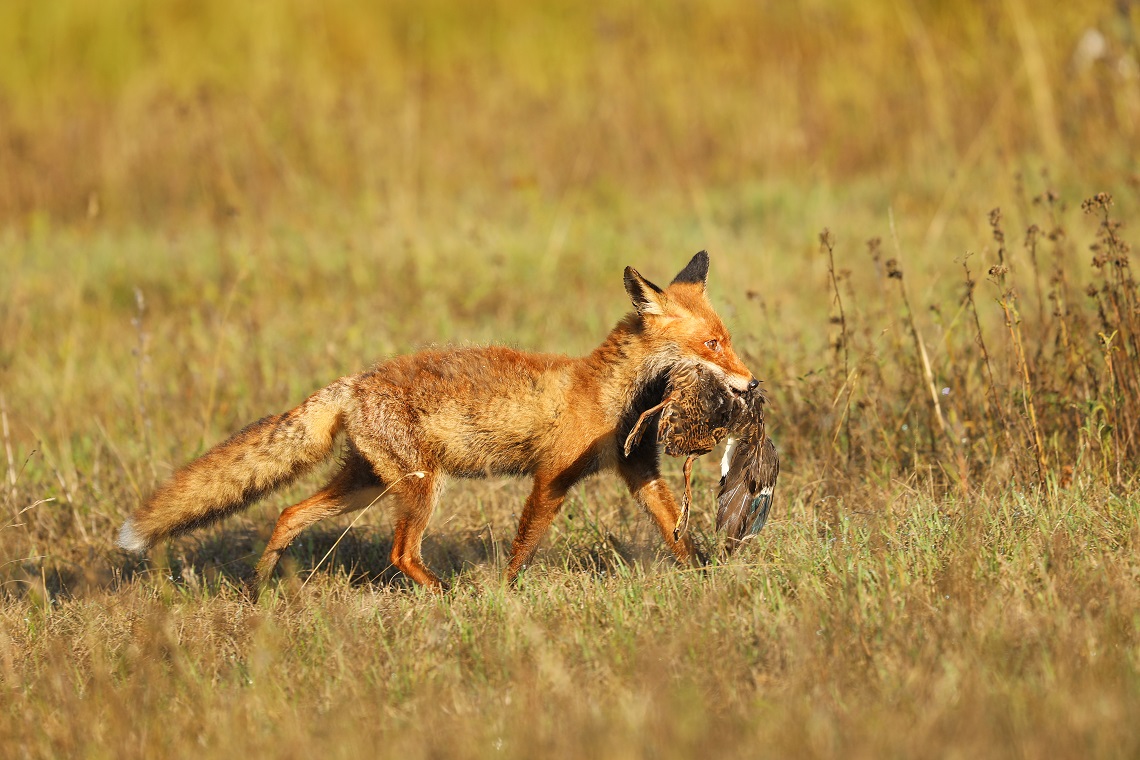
988;207;1048;485
0;394;15;506
960;256;1014;470
1083;192;1139;484
886;256;968;492
131;288;157;484
885;209;975;492
821;228;853;465
821;228;850;379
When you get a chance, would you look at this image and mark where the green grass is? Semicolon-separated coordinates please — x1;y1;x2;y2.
4;1;1140;757
5;488;1139;758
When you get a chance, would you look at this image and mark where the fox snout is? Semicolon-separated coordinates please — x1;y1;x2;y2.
724;353;757;393
727;375;757;394
716;366;755;394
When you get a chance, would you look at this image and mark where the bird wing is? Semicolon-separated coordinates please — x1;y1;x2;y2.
744;435;780;535
716;430;780;547
716;436;754;538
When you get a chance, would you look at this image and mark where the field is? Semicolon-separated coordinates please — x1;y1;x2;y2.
3;1;1140;757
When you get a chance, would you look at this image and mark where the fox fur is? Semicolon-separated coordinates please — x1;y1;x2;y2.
117;251;756;590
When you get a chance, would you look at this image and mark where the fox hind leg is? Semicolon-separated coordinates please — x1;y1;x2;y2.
254;450;384;588
388;470;448;591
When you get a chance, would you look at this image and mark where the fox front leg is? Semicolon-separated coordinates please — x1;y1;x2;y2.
619;463;704;568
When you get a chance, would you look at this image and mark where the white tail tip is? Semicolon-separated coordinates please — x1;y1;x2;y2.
116;517;147;553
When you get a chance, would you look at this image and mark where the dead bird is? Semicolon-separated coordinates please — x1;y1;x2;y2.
715;388;780;551
623;363;778;547
623;362;733;539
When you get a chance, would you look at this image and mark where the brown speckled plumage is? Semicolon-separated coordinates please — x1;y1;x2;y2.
624;363;779;546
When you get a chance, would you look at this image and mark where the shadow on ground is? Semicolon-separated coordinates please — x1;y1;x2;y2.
9;521;659;601
161;524;504;591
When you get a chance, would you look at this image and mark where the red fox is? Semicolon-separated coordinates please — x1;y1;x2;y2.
116;251;757;590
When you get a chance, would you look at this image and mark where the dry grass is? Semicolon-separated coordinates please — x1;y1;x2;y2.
3;1;1140;757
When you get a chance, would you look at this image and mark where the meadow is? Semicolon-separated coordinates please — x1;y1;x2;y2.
2;1;1140;757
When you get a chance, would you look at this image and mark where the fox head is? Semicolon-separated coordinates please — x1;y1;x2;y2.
624;251;756;393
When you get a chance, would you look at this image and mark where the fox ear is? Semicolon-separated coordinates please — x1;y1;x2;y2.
624;267;667;316
671;250;709;287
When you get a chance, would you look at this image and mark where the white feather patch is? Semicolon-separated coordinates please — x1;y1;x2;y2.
721;437;738;478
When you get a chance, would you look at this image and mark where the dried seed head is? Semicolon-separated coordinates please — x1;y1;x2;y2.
1025;224;1040;247
885;258;902;279
1081;192;1113;213
866;237;882;261
988;208;1005;244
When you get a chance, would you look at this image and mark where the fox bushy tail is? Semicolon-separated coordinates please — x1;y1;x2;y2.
117;381;349;552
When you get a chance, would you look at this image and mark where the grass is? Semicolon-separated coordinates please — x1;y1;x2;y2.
4;0;1140;757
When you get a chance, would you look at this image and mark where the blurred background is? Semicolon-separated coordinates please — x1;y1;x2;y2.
1;0;1135;227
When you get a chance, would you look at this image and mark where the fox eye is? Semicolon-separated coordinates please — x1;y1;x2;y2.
704;338;720;351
